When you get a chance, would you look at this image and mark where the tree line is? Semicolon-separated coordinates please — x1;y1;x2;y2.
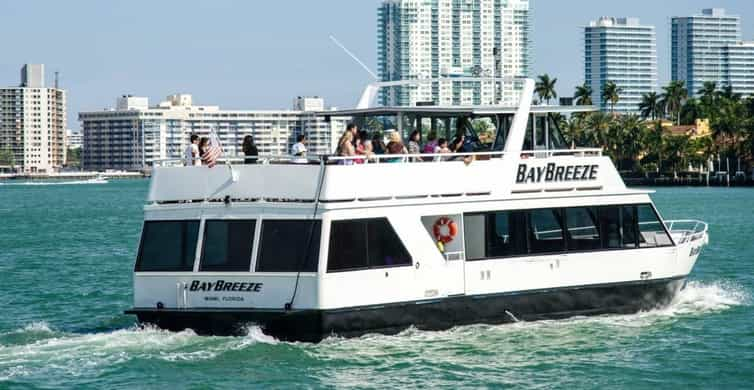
535;74;754;174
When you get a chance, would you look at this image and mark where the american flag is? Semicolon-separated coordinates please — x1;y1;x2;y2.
202;131;223;168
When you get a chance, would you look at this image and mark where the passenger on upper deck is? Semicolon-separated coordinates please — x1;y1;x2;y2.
242;135;258;164
336;131;356;165
434;138;451;161
291;134;307;163
372;132;386;155
408;130;421;162
345;123;358;147
386;131;407;163
423;131;438;154
183;134;200;166
198;137;210;165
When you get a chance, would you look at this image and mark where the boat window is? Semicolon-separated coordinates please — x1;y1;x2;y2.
463;214;486;260
637;205;673;247
565;207;601;251
469;116;498;150
621;206;639;248
256;220;321;272
529;209;566;253
598;207;622;249
135;220;199;272
199;220;255;272
327;218;412;272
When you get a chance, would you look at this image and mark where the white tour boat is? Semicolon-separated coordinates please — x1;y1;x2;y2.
126;78;709;341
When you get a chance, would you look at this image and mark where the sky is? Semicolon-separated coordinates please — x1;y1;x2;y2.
1;0;753;129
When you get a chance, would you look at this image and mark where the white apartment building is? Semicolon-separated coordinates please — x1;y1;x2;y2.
584;17;657;114
378;0;532;107
0;64;66;172
79;95;348;171
671;8;752;97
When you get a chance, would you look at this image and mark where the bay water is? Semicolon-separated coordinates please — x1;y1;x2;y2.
0;180;751;388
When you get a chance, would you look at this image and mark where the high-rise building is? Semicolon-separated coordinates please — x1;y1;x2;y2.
79;95;348;171
721;41;754;97
671;8;744;97
0;64;66;173
377;0;532;107
584;17;657;114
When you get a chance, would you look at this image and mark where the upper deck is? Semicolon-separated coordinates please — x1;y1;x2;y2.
146;77;642;210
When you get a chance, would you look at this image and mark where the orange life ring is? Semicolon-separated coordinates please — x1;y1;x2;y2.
433;216;458;244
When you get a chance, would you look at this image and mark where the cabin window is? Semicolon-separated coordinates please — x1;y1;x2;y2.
256;220;321;272
565;207;601;251
465;211;527;260
462;203;672;261
621;206;639;248
529;209;566;253
135;220;199;272
327;218;412;272
199;220;256;272
637;205;673;247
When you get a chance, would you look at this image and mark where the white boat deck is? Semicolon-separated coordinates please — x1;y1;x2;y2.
146;148;637;206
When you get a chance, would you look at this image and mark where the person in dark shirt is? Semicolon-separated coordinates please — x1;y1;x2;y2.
242;135;258;164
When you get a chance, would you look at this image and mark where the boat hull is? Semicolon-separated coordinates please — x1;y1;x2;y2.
128;276;687;342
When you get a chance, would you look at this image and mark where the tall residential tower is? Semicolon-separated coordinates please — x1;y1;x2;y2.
0;64;66;173
584;17;657;114
377;0;532;106
672;8;753;97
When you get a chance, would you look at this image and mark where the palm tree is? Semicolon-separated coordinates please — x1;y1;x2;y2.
601;81;622;114
638;92;662;121
697;81;717;119
535;74;558;105
574;83;593;106
584;112;612;148
660;80;688;125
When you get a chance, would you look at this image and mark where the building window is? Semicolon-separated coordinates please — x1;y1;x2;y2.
327;218;412;272
256;220;321;272
135;220;199;272
199;220;256;272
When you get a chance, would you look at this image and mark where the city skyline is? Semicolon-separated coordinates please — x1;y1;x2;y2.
2;0;754;129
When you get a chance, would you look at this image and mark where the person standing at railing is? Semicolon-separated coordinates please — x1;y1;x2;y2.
291;134;307;164
434;138;451;162
386;131;407;163
242;135;258;164
372;132;386;155
198;137;210;165
336;131;356;165
183;134;200;166
408;130;421;162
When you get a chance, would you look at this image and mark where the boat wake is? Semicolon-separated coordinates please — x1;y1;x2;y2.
0;280;747;382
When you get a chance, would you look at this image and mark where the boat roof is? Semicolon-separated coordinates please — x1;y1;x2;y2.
319;104;596;118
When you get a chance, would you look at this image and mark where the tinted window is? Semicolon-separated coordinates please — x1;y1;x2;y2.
599;207;622;249
529;209;566;253
637;205;673;247
136;221;199;272
328;218;412;272
200;220;255;272
621;206;638;248
367;219;412;267
486;211;527;258
566;207;601;250
256;220;321;272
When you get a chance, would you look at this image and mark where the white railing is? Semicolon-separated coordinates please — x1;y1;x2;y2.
152;148;603;167
665;220;708;244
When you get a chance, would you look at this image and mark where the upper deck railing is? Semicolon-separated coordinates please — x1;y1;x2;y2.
152;148;603;168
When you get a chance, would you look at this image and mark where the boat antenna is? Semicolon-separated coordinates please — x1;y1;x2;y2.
329;35;379;81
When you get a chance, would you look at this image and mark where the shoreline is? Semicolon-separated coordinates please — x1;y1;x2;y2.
0;171;146;181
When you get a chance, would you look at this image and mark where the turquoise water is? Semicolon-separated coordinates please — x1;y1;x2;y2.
0;180;752;389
